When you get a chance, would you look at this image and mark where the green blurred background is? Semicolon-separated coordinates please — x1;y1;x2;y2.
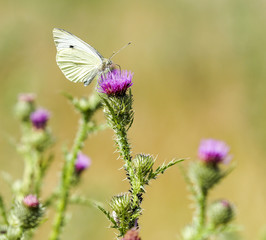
1;0;266;239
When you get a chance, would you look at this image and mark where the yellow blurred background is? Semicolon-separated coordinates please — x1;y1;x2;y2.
1;0;266;239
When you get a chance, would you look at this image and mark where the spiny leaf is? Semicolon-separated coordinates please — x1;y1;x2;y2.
97;205;117;226
151;158;185;179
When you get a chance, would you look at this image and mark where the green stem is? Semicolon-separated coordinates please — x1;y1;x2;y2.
34;167;43;196
195;189;207;239
35;154;54;197
33;152;42;196
22;154;34;195
49;115;88;240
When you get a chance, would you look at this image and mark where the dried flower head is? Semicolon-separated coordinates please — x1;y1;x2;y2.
198;139;231;164
122;228;141;240
98;70;133;97
23;195;39;208
30;108;50;129
75;153;91;174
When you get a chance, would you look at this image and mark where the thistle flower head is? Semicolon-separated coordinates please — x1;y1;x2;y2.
23;195;39;208
198;139;231;164
30;108;50;130
98;69;133;97
15;195;44;229
75;153;91;174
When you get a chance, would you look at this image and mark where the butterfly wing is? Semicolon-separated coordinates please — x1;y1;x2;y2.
53;28;103;84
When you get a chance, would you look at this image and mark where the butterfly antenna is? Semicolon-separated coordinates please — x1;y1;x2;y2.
109;42;132;60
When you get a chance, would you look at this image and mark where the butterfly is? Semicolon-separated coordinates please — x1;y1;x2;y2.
53;28;113;86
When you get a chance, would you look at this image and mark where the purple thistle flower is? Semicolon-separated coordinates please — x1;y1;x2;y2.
23;195;39;208
75;153;91;174
30;109;50;130
98;69;133;97
198;139;231;164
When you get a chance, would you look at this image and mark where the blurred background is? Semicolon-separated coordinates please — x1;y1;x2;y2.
1;0;266;239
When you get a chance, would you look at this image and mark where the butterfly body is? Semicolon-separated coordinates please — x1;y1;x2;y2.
53;28;112;86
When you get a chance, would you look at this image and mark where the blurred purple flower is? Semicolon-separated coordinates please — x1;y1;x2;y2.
18;93;36;103
198;139;231;164
75;153;91;174
98;70;133;97
23;195;39;208
30;109;50;129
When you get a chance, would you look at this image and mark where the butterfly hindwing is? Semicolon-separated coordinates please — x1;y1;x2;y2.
56;48;100;83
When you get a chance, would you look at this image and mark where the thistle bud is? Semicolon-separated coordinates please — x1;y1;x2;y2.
132;154;154;184
110;193;131;215
208;200;234;227
15;93;36;121
109;193;131;229
181;225;198;240
14;195;44;229
25;128;53;151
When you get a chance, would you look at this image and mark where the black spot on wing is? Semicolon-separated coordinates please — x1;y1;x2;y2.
69;45;74;48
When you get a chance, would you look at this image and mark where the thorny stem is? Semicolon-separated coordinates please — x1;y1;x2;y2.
114;125;132;168
195;188;207;239
49;115;89;240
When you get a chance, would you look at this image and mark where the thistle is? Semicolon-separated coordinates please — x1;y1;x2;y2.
181;139;235;240
98;69;183;237
2;92;103;240
49;92;102;240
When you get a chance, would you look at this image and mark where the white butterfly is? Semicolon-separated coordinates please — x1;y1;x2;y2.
53;28;113;86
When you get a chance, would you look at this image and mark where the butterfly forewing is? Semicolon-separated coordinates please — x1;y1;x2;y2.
53;28;105;84
53;28;104;59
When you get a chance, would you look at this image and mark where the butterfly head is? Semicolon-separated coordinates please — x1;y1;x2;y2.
101;59;113;72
